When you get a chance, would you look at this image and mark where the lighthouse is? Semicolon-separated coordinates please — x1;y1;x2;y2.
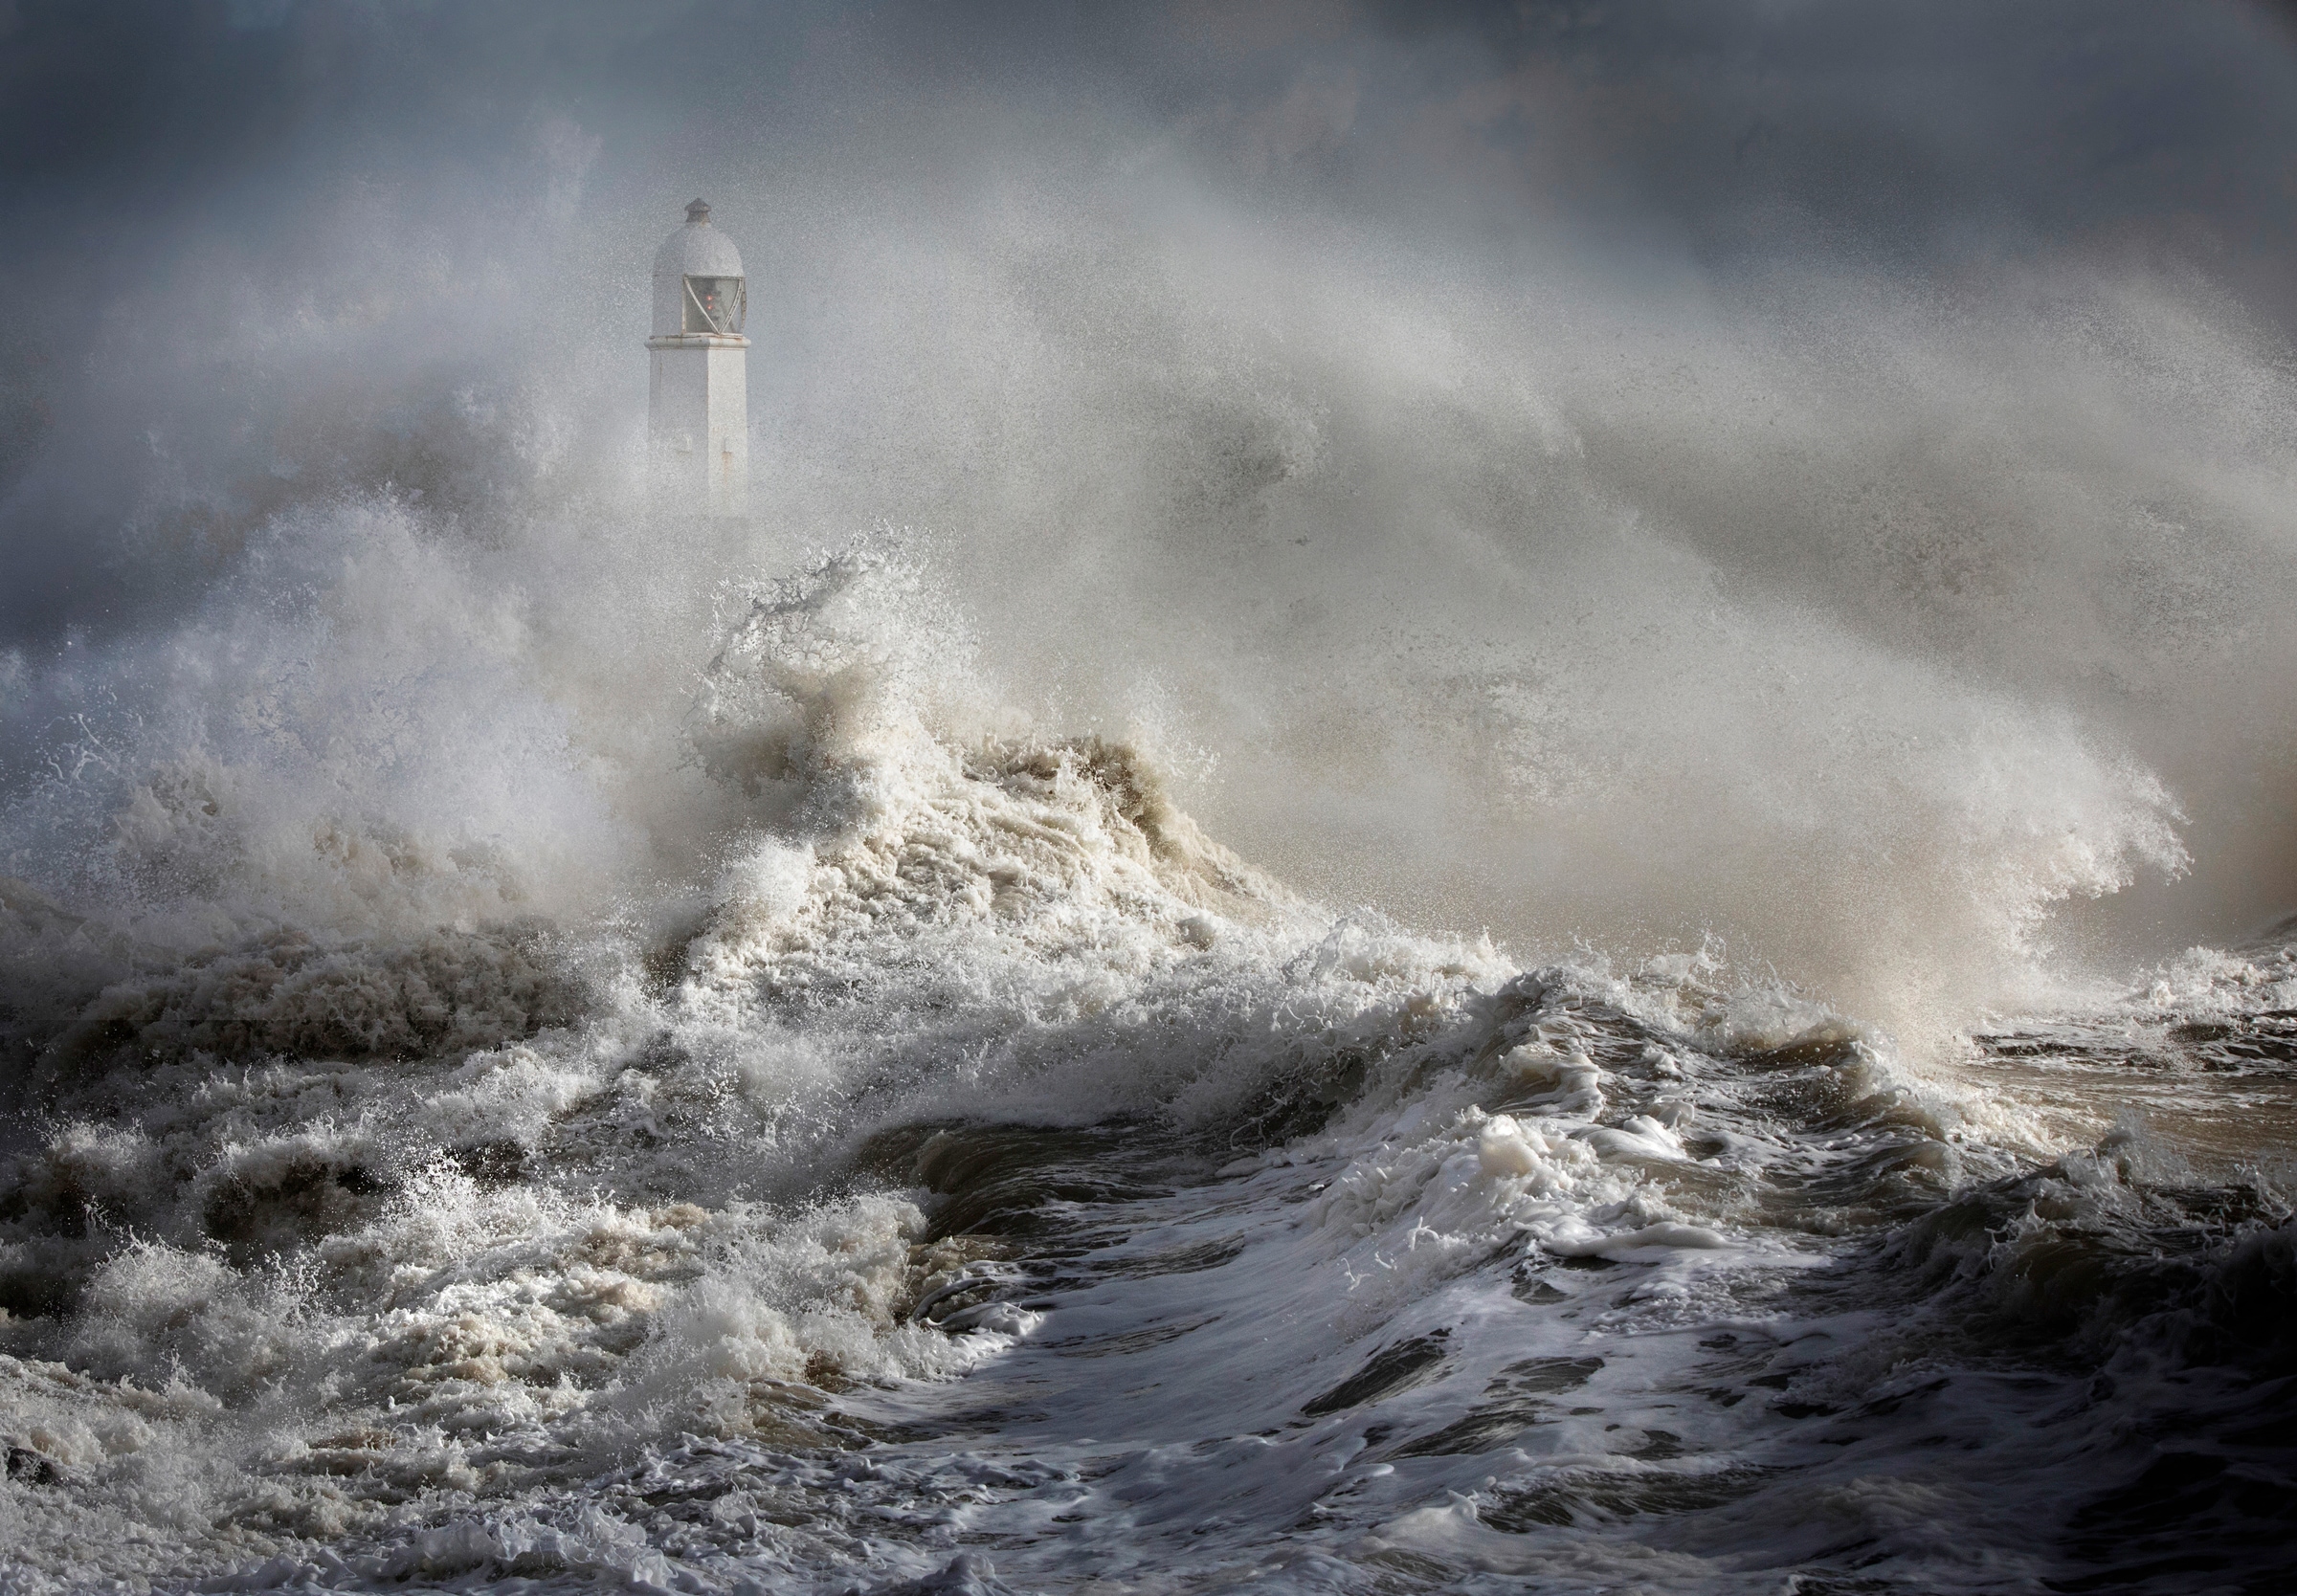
648;198;749;516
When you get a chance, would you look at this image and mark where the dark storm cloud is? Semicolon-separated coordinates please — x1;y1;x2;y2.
1159;2;2297;284
3;1;2291;244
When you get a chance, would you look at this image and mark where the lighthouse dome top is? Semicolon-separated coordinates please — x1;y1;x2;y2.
652;198;747;339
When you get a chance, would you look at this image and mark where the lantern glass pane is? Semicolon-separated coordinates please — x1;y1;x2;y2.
682;277;746;335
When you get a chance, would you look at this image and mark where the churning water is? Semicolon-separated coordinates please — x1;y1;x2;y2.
2;179;2294;1595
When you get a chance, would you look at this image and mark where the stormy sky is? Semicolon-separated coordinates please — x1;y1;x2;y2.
8;3;2296;265
6;2;2297;252
6;0;2296;646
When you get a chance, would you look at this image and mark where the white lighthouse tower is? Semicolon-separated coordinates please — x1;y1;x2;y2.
648;198;748;516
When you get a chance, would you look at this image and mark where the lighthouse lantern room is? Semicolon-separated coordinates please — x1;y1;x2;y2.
648;198;749;516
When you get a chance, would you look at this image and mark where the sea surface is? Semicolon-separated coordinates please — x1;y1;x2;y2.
1;547;2291;1595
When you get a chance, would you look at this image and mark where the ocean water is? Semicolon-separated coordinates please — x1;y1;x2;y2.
0;511;2290;1595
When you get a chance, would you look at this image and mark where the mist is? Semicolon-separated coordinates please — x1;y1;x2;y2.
4;0;2296;1033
